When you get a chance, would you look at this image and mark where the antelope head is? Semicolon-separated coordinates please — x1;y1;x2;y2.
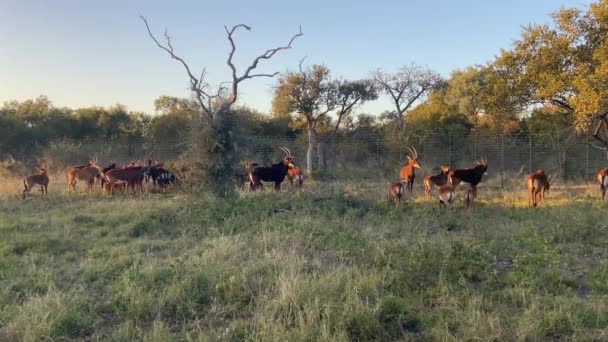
475;157;488;175
89;156;101;170
406;146;421;169
279;147;294;168
440;165;450;174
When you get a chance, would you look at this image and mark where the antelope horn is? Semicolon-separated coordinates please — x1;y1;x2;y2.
405;146;415;159
285;147;292;157
279;147;289;157
411;146;418;158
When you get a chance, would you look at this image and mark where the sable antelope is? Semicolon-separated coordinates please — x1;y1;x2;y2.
389;182;404;205
235;161;258;188
97;162;117;189
598;168;608;201
104;180;127;194
144;161;177;192
438;185;455;208
526;169;552;207
104;165;146;194
449;159;488;188
22;167;49;199
287;165;304;188
423;166;450;197
399;146;421;195
249;147;294;191
66;158;101;191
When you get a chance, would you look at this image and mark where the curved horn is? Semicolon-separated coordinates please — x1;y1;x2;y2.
279;147;289;157
405;146;415;159
411;146;418;158
285;147;292;157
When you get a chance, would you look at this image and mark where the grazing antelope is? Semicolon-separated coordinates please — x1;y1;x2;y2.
597;168;608;201
526;169;551;207
438;185;455;208
287;165;304;188
448;159;488;188
23;167;49;199
399;146;421;195
389;182;404;205
423;166;450;197
249;147;294;191
66;158;101;191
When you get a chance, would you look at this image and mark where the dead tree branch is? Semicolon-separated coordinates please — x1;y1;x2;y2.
225;24;303;104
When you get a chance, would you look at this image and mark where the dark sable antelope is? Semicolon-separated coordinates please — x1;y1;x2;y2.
449;159;488;188
66;158;101;191
249;147;294;191
287;165;304;188
597;168;608;201
389;182;405;205
526;169;552;207
449;159;488;207
23;167;49;199
423;165;450;197
146;161;178;192
399;146;421;195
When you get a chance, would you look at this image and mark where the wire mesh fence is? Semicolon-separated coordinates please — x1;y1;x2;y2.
5;131;607;183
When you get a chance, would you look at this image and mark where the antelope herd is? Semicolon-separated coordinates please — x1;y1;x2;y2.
17;145;608;208
22;153;178;198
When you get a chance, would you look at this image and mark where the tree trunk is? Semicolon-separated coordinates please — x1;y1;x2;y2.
307;121;316;175
195;106;237;197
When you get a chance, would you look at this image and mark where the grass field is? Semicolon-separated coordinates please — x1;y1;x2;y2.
1;176;608;341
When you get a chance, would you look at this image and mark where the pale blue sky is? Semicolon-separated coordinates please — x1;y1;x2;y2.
0;0;592;115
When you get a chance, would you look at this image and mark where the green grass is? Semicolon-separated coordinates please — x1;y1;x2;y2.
1;180;608;341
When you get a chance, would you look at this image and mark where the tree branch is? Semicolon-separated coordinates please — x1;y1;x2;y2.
226;24;303;105
141;16;213;118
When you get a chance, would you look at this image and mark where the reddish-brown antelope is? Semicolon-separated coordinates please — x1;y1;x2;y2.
67;158;101;191
423;165;450;197
399;146;421;196
389;182;405;205
104;166;146;194
526;169;551;207
438;185;455;208
597;168;608;201
287;165;304;188
23;167;49;199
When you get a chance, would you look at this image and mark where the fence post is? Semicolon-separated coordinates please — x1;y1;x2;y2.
473;129;477;161
586;134;590;183
448;134;452;167
501;131;505;189
529;128;532;174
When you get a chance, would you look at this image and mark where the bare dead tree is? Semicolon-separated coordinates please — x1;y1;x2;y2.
373;63;443;134
141;16;302;119
140;16;302;194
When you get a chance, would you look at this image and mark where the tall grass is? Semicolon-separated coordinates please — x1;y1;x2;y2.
1;177;607;340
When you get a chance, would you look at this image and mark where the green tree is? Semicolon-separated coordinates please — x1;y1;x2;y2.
272;64;377;174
